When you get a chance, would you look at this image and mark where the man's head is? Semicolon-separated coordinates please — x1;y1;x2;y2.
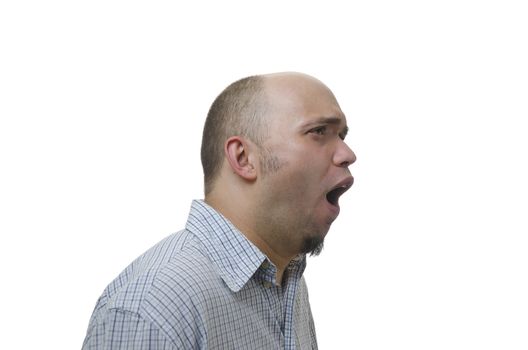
201;72;356;258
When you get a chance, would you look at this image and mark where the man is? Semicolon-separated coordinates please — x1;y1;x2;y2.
82;72;356;349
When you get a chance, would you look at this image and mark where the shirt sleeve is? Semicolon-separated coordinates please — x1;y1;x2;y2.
82;308;179;350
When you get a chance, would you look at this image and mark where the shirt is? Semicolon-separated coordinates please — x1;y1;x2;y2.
82;200;318;349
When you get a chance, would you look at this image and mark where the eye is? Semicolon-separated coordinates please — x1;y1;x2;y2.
309;126;327;136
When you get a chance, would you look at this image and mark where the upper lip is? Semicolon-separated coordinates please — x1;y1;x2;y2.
332;176;354;191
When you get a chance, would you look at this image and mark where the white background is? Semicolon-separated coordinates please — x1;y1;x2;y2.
1;1;527;349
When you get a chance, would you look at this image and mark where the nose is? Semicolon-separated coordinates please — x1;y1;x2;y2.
333;140;356;168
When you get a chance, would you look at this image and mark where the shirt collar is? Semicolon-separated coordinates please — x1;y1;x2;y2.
185;200;268;292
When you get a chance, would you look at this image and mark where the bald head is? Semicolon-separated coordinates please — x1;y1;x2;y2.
200;72;336;194
263;72;331;91
261;72;340;123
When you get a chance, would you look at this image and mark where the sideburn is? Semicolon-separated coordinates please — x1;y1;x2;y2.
258;146;284;175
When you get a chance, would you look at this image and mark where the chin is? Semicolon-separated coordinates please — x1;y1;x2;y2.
299;223;328;256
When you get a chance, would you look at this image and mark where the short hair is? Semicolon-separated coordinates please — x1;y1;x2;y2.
201;75;267;194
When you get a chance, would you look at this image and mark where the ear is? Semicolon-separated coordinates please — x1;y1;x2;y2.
224;136;257;181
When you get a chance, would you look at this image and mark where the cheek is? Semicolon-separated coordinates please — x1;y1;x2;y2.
279;168;325;204
269;143;330;196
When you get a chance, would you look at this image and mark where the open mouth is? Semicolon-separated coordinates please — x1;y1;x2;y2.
325;177;354;206
326;186;349;206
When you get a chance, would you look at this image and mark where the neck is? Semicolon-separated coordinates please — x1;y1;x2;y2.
205;191;295;285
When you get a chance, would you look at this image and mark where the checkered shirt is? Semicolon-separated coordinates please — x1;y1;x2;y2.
82;200;318;349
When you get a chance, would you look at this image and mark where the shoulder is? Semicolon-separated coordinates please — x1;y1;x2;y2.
142;236;224;312
108;229;222;310
86;229;224;345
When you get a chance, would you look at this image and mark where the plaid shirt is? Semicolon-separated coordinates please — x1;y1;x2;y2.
82;200;318;349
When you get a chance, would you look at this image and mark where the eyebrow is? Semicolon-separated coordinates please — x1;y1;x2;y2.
305;116;349;137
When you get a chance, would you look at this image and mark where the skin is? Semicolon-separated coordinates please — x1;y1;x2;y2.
205;72;356;284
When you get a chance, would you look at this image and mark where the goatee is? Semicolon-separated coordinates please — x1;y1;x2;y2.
301;236;324;256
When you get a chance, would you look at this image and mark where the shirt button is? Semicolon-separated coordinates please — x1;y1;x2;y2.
262;260;269;269
263;281;272;288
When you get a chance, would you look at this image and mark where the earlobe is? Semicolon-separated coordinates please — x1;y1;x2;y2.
225;137;257;181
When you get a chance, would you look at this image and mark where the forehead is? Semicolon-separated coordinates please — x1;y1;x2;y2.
264;75;347;128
